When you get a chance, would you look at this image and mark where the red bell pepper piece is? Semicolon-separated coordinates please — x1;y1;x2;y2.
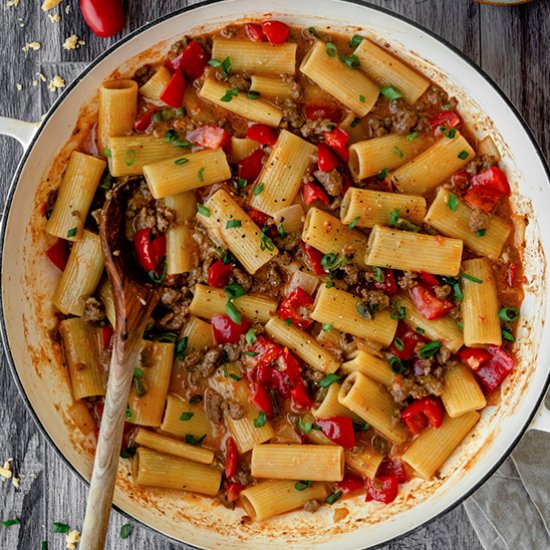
316;417;356;449
507;263;518;287
79;0;124;38
134;108;157;133
211;314;251;344
226;481;244;502
252;336;283;368
45;239;70;271
159;69;186;109
372;269;399;296
474;345;514;394
457;347;491;371
245;22;266;42
100;326;114;349
237;148;265;183
300;242;325;276
464;166;511;213
401;397;444;435
251;383;274;418
324;128;350;162
427;110;460;137
290;382;312;410
281;348;302;386
261;20;289;45
341;173;352;196
134;228;166;274
224;436;239;479
208;259;233;288
278;288;314;329
256;364;292;399
305;105;343;123
337;475;365;495
365;476;399;504
390;322;425;361
187;125;231;150
317;142;340;173
166;41;208;81
409;285;453;320
247;207;270;228
302;182;330;206
377;459;408;484
451;170;470;193
419;272;440;287
246;124;278;147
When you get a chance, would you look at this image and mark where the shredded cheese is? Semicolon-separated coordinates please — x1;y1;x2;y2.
66;529;81;549
64;4;70;14
47;75;65;92
48;13;60;23
63;34;85;51
6;0;20;7
0;459;13;479
41;0;62;11
16;83;22;92
22;42;42;53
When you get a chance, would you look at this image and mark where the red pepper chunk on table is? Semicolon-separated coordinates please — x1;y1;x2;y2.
409;285;453;320
278;288;314;329
159;69;186;109
79;0;125;38
316;417;355;449
401;397;444;435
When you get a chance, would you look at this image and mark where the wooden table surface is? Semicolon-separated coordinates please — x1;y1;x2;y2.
0;0;548;548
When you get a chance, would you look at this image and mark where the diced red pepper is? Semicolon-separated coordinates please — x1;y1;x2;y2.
324;128;350;162
252;336;283;368
237;148;265;183
281;348;302;386
474;345;515;394
256;364;292;399
290;382;312;410
305;105;343;123
261;20;289;45
211;314;251;344
451;170;470;193
507;263;518;287
134;108;157;133
226;481;244;502
134;228;166;274
246;124;278;147
224;436;239;479
278;288;314;329
300;242;325;276
208;259;233;288
100;326;114;349
166;41;208;81
401;397;444;435
247;208;270;228
365;475;399;504
187;125;231;150
316;417;356;449
377;459;408;484
317;142;340;173
302;181;330;206
45;239;70;271
159;69;186;109
337;475;364;495
419;272;440;287
372;269;398;296
464;166;511;213
409;285;453;320
457;347;491;371
244;22;266;42
389;322;425;361
251;383;274;418
427;111;461;137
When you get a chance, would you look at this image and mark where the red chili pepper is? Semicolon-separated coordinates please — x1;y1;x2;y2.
159;69;186;109
463;166;511;213
317;142;340;173
451;170;470;193
211;314;251;344
237;148;265;183
247;207;270;228
252;336;283;368
409;285;453;320
208;259;233;288
507;263;518;287
166;41;208;81
245;22;266;42
305;105;343;123
302;181;330;206
324;128;350;162
256;364;292;399
261;20;289;45
365;475;399;504
224;436;239;479
281;348;302;386
45;239;70;271
246;124;278;147
372;269;399;296
134;228;165;274
389;322;425;361
79;0;124;38
100;326;114;349
226;481;245;502
251;383;274;418
316;417;356;449
337;475;364;495
457;347;491;371
427;111;461;137
473;345;515;394
377;459;408;484
134;108;157;133
279;288;314;329
187;125;231;150
300;242;325;276
401;397;444;435
290;382;312;410
419;272;440;287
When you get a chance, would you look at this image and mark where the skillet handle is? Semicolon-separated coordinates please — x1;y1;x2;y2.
529;400;550;433
0;116;37;149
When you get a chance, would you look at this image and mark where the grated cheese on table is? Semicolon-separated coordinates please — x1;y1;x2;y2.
22;42;41;53
47;75;65;92
48;13;60;23
66;529;81;549
6;0;20;7
63;34;85;51
41;0;62;11
0;458;13;479
16;83;22;92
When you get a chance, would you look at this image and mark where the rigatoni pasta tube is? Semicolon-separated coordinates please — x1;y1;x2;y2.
251;444;344;481
249;75;293;98
365;225;463;277
390;133;475;195
227;410;275;454
231;137;260;162
67;401;96;436
143;148;231;199
302;208;370;268
133;447;221;496
59;318;105;400
265;316;340;374
348;134;430;181
300;41;379;116
189;285;277;324
98;79;138;154
345;446;384;480
198;189;278;274
401;412;480;479
53;230;104;316
139;66;172;101
46;151;106;241
241;480;327;522
341;349;395;386
341;187;426;229
274;204;304;234
312;383;362;423
98;278;116;328
249;130;315;216
462;258;502;346
424;188;511;261
181;315;214;353
353;39;430;105
441;364;486;418
311;284;398;347
338;372;408;444
160;395;212;438
199;78;282;126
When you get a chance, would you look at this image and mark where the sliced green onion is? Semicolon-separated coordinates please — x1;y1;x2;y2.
226;219;242;229
447;194;458;212
348;34;364;48
498;307;519;322
295;480;312;491
254;411;267;428
325;42;337;57
418;340;441;358
461;273;483;284
197;203;210;217
380;85;402;100
224;282;246;300
319;373;341;388
348;216;361;229
226;301;242;325
457;150;469;160
179;411;194;421
120;524;134;539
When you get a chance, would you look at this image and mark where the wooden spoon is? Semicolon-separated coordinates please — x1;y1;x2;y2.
80;180;159;550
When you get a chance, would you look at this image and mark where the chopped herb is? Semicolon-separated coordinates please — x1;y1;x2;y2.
246;90;261;99
2;519;20;527
319;373;342;388
226;301;242;325
253;182;265;196
52;522;70;534
147;262;167;284
348;34;364;48
66;227;77;238
197;203;210;217
103;147;112;158
243;351;259;357
498;307;519;322
373;267;385;283
390;302;406;320
237;177;247;188
278;223;287;238
380;85;402;100
221;56;232;78
120;446;137;458
284;318;293;326
99;173;114;191
229;373;242;382
42;543;47;550
222;363;228;377
164;129;178;142
377;167;389;180
125;406;134;421
407;131;419;141
339;54;360;69
308;26;318;37
221;88;239;102
243;329;256;347
325;42;338;57
120;523;134;539
133;375;146;397
393;146;404;158
389;209;420;232
502;327;515;342
175;336;188;361
353;421;370;432
254;411;267;428
222;250;236;264
348;216;361;229
124;149;137;166
446;128;457;139
419;340;441;359
447;194;458;212
174;157;189;165
350;117;361;128
180;411;194;421
457;150;470;160
260;226;275;252
325;490;343;505
416;327;425;334
173;139;192;148
298;417;313;433
393;337;404;351
389;208;400;226
389;355;403;374
226;219;242;229
327;123;336;131
185;434;207;446
476;229;486;237
457;321;464;331
321;252;347;272
461;273;483;284
197;166;205;182
359;94;366;103
133;367;143;379
208;59;222;67
322;323;333;332
295;480;312;491
326;281;335;288
442;103;452;110
189;394;203;404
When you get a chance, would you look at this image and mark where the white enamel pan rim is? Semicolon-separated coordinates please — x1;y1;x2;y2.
1;0;550;548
